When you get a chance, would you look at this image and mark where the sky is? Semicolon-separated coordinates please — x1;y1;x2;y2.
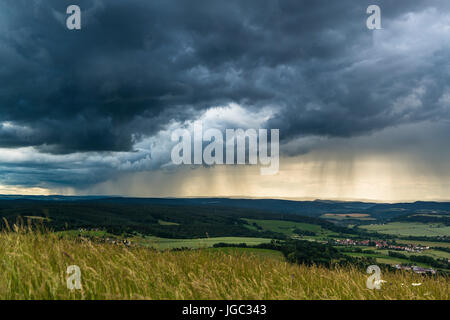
0;0;450;201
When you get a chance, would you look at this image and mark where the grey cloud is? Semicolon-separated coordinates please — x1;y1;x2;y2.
0;0;449;188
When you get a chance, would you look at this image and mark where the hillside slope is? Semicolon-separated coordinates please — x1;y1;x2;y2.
0;230;448;300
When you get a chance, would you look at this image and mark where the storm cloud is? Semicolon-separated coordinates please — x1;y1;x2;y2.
0;0;449;192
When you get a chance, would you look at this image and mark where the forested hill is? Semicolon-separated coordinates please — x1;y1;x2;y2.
0;195;375;216
0;199;356;239
1;196;450;218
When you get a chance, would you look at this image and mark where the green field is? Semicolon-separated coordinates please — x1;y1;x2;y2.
56;229;115;238
377;249;450;261
243;219;335;237
343;252;431;268
397;240;450;249
135;236;273;250
207;247;285;261
360;222;450;237
320;214;376;221
157;220;180;226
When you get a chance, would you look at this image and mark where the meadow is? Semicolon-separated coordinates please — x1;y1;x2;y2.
397;240;450;248
321;214;376;221
360;222;450;237
0;227;448;300
243;218;335;237
343;252;430;268
134;236;272;250
378;248;450;261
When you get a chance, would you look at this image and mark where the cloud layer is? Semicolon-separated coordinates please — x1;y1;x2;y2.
0;0;449;195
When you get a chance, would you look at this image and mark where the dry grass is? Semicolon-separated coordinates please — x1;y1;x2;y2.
0;226;448;300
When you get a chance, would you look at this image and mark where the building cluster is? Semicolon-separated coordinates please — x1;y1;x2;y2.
334;239;370;246
394;265;436;275
378;243;430;252
76;229;133;247
101;237;133;247
334;239;430;252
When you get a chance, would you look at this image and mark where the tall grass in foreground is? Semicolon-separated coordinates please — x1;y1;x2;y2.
0;227;448;300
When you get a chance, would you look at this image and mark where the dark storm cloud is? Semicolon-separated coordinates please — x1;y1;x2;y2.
0;0;450;190
1;0;448;155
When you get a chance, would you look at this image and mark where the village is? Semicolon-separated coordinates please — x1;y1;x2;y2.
333;238;430;252
393;264;436;275
332;238;440;274
75;228;134;247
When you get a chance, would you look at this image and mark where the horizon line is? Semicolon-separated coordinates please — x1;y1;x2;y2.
1;194;450;204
